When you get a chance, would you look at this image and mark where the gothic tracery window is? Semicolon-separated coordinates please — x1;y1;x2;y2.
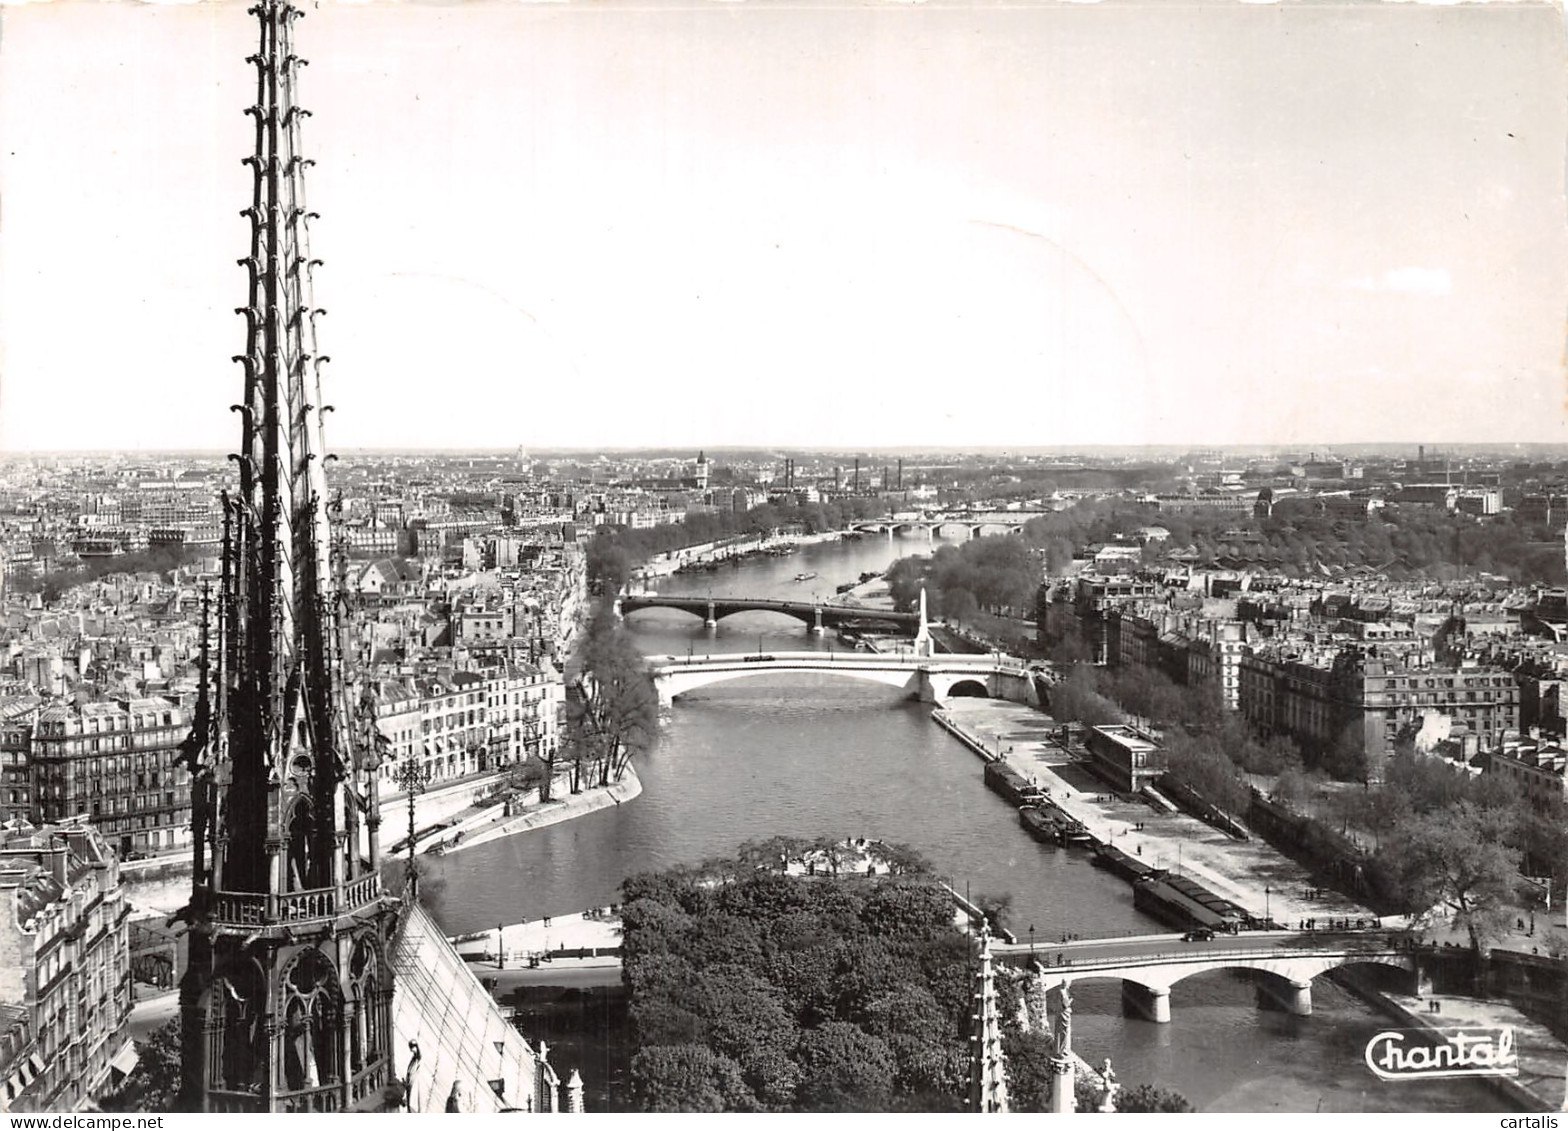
212;961;267;1093
283;949;341;1091
349;941;384;1074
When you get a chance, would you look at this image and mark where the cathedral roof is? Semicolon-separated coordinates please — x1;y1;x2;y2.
389;901;559;1113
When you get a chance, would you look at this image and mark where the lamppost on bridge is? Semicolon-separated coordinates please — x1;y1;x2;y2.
1029;924;1036;956
1264;884;1272;927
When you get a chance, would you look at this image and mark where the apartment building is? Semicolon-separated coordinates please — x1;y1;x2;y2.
0;820;132;1111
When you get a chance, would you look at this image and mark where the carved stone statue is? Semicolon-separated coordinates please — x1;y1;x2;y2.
1099;1058;1120;1113
1053;983;1073;1055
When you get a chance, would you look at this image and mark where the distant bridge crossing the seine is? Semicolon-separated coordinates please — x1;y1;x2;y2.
618;594;918;633
850;512;1040;538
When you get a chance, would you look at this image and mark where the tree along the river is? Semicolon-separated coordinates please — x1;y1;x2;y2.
620;847;1187;1112
1374;797;1526;955
565;601;660;790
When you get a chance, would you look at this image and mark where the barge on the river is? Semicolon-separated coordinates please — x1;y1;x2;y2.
1132;870;1249;933
1020;802;1092;847
985;761;1046;806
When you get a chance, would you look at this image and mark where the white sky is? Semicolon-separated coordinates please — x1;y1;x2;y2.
1;0;1565;452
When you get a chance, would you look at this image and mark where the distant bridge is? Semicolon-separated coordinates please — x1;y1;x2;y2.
646;650;1039;706
618;594;919;633
851;512;1036;539
989;929;1417;1022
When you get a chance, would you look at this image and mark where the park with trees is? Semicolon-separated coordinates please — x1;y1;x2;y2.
618;842;1192;1112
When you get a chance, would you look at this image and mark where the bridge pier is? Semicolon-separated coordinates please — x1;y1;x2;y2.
704;599;717;631
1255;977;1313;1017
1121;982;1170;1024
1284;980;1312;1016
812;606;824;635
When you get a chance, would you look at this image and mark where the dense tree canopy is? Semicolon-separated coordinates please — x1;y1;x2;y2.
1013;494;1565;585
565;601;659;789
619;851;972;1112
621;847;1200;1112
886;538;1041;621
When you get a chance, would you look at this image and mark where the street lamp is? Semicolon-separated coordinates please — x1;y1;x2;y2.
393;750;432;898
1264;884;1272;927
1029;924;1036;956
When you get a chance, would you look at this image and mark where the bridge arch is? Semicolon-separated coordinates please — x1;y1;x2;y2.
658;664;919;701
620;605;708;624
935;522;975;539
1106;951;1414;994
1012;949;1414;1024
624;606;819;628
945;679;990;698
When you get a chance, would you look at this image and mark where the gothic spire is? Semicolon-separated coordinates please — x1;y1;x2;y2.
214;0;363;898
181;5;396;1113
968;925;1010;1113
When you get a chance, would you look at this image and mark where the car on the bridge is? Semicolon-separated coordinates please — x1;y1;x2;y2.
1182;928;1215;942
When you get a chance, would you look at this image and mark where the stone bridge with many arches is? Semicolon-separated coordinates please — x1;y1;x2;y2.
618;594;919;633
851;512;1034;539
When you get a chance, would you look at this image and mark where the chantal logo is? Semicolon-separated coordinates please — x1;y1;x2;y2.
1364;1027;1519;1081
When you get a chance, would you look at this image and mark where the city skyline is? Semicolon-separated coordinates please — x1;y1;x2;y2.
1;0;1565;452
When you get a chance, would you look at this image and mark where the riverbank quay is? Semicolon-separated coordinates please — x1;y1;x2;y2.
118;767;641;916
113;763;521;884
934;700;1379;929
118;763;525;913
452;907;623;968
1334;965;1567;1112
440;765;642;855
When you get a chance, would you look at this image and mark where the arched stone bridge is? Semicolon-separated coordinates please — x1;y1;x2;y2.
646;650;1040;707
990;930;1419;1022
850;513;1034;539
618;594;919;633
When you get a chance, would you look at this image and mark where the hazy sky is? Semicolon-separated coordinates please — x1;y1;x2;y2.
1;0;1565;452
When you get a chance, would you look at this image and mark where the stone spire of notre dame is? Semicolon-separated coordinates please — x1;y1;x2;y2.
177;1;398;1111
967;925;1010;1113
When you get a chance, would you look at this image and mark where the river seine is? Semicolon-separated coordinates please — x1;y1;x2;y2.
423;533;1504;1113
